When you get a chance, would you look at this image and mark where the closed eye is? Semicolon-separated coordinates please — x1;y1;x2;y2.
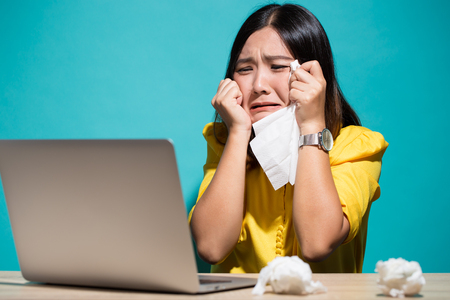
236;67;252;73
272;65;289;71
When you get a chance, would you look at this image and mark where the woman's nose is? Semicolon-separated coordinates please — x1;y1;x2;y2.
252;69;270;95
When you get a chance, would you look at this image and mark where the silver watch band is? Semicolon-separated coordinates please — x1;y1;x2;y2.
299;133;320;147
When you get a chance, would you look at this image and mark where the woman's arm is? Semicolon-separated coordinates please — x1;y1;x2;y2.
294;144;349;262
290;61;349;262
190;79;251;265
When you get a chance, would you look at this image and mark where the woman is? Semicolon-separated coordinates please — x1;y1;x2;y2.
189;3;388;273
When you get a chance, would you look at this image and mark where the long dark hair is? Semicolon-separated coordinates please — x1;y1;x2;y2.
214;3;360;145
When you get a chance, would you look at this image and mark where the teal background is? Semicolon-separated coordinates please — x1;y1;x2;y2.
1;0;449;273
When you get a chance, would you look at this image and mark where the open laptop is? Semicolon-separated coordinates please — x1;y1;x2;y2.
0;139;257;293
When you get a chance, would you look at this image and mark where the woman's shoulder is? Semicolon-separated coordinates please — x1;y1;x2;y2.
329;125;389;165
202;122;228;158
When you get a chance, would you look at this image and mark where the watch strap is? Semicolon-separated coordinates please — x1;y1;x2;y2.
299;133;320;147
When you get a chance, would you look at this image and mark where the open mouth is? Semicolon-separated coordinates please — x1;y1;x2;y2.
250;103;282;111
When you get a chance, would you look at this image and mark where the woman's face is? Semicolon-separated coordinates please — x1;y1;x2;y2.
233;27;294;124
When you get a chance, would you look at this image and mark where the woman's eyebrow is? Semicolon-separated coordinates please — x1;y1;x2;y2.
263;55;294;61
235;55;293;67
235;57;254;65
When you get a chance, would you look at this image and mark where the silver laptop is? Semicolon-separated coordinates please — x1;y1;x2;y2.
0;139;256;293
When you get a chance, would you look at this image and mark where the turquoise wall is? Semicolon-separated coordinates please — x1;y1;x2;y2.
1;0;449;273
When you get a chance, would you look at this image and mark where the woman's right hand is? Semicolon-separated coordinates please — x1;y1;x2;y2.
211;79;252;136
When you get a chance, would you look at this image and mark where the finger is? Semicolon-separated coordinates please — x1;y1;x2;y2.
219;80;240;100
290;80;309;92
223;84;243;105
289;68;315;86
290;84;324;106
217;78;232;94
299;60;325;82
236;90;243;106
289;88;305;103
213;79;231;107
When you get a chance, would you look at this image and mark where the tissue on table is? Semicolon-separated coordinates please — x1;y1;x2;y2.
249;60;302;191
252;256;327;295
375;258;426;298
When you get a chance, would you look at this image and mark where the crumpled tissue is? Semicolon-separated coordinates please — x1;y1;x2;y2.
252;256;327;296
375;258;426;298
288;59;301;83
249;60;302;191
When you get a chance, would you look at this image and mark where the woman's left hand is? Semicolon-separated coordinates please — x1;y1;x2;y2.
289;60;327;135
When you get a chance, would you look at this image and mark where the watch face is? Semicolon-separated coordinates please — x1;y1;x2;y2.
321;129;333;151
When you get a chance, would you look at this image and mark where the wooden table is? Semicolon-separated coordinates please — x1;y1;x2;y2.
0;271;448;299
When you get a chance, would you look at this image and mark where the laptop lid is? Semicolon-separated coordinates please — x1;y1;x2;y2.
0;139;211;293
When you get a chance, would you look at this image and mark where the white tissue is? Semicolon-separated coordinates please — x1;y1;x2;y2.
249;60;302;191
288;59;301;83
252;256;327;296
375;258;426;298
250;104;299;190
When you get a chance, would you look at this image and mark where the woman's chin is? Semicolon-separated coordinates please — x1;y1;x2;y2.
251;110;280;124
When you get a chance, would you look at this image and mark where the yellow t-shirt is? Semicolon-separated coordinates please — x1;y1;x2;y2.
189;122;388;273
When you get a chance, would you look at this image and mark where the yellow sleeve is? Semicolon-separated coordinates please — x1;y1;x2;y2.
188;122;227;223
329;126;388;244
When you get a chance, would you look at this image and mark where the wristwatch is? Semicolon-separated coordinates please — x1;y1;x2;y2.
299;128;334;152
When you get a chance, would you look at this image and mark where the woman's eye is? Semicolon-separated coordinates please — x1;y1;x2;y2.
236;67;252;73
272;65;289;71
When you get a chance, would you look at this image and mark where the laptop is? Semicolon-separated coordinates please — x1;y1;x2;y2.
0;139;257;293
